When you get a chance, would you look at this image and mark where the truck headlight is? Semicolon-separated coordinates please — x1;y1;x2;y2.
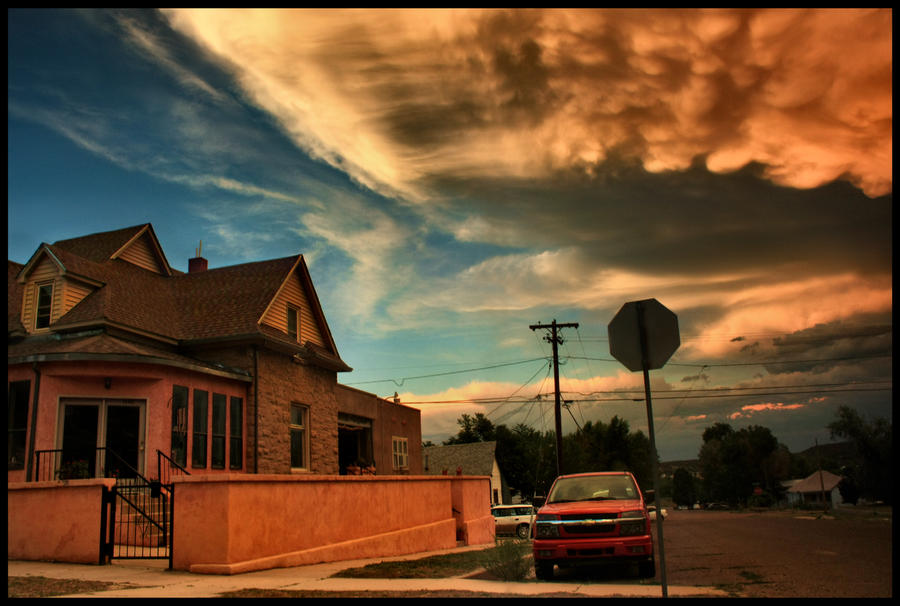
619;510;646;536
534;514;559;538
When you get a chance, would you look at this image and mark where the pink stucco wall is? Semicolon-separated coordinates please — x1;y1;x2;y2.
173;474;494;574
8;475;493;573
7;360;249;484
8;478;115;564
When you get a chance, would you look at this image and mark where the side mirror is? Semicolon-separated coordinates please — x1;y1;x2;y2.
644;489;655;504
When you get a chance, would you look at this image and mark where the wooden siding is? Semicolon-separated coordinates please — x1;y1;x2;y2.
62;279;94;316
260;271;326;348
116;231;166;274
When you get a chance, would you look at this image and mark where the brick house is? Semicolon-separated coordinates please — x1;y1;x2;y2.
8;224;422;483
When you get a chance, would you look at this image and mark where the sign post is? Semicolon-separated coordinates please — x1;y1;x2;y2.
608;298;680;598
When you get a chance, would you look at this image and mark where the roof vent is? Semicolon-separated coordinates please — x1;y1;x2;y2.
189;241;208;273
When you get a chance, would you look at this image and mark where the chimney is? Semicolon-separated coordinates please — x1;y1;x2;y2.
189;241;208;273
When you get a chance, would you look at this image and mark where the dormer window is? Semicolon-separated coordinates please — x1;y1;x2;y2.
287;305;300;342
35;283;54;329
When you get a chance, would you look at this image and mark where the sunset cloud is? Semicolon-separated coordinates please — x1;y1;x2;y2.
165;8;892;199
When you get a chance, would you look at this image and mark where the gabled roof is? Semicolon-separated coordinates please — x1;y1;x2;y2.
788;470;843;494
423;441;498;476
50;223;173;274
9;224;350;371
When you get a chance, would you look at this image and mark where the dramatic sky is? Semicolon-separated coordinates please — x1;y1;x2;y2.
8;9;892;461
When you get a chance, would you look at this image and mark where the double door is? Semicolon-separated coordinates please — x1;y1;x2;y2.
59;398;145;478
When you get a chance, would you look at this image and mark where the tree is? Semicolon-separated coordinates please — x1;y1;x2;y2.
827;406;892;503
698;423;785;507
672;467;697;507
444;413;496;444
441;413;653;500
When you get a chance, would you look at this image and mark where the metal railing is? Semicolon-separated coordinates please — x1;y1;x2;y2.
33;447;140;482
157;450;190;486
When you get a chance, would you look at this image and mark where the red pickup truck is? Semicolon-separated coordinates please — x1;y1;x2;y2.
532;471;656;580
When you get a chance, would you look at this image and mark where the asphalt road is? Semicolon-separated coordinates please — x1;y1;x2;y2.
549;508;893;597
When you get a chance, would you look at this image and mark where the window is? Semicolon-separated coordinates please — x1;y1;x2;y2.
392;436;409;471
8;380;31;470
287;305;300;341
211;393;226;469
192;390;208;468
229;396;243;470
35;283;53;329
171;385;188;467
290;404;308;470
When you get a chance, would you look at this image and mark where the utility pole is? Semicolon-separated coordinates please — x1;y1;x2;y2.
530;319;579;478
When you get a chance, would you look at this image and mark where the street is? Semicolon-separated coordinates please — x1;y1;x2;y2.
550;508;892;597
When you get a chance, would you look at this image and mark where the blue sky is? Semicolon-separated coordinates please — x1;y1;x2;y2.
8;9;892;461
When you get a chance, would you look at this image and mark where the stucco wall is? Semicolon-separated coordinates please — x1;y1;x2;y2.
8;475;493;573
173;474;493;574
8;478;115;564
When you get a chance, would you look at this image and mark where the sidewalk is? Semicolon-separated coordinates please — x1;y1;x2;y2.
8;547;727;598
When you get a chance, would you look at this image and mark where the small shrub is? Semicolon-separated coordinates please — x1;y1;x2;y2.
479;539;532;581
58;459;90;480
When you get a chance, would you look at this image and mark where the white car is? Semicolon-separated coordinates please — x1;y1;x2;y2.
491;504;535;539
648;505;668;520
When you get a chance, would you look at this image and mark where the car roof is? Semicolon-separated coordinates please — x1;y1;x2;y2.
555;471;632;479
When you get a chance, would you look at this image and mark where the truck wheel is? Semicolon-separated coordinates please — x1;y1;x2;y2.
638;559;656;579
535;561;554;580
516;524;530;539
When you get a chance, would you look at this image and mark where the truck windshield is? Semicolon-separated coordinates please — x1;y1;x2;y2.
547;475;638;503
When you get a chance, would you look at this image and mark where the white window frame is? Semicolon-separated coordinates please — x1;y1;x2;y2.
392;436;409;471
34;281;54;330
290;403;309;471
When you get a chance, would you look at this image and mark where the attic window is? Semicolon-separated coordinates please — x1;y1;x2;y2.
35;283;54;329
287;305;300;342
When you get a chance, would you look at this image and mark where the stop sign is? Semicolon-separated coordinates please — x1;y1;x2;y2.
608;299;680;371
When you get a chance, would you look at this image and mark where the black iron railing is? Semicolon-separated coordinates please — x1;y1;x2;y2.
33;447;141;482
157;449;190;486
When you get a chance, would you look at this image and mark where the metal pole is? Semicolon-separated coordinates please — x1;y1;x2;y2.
638;302;668;597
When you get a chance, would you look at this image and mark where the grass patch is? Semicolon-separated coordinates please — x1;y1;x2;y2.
332;548;493;579
8;576;135;598
333;540;533;580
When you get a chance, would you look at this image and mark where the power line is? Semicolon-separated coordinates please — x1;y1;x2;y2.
567;352;892;368
400;383;892;406
344;356;549;387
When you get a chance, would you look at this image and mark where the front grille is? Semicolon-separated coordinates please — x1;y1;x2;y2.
560;513;618;521
567;547;614;557
564;522;615;534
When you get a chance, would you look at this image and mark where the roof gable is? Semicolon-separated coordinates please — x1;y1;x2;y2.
789;470;843;493
53;224;173;275
423;441;498;476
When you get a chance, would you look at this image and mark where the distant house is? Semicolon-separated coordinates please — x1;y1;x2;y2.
423;441;507;504
8;223;422;483
786;470;844;509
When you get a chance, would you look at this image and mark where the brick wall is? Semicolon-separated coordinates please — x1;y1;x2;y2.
255;348;339;474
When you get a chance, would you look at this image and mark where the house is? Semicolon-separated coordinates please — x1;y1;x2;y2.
423;441;508;504
786;470;844;509
8;223;422;483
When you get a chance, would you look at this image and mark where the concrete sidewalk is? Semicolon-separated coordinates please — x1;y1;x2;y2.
8;547;727;598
